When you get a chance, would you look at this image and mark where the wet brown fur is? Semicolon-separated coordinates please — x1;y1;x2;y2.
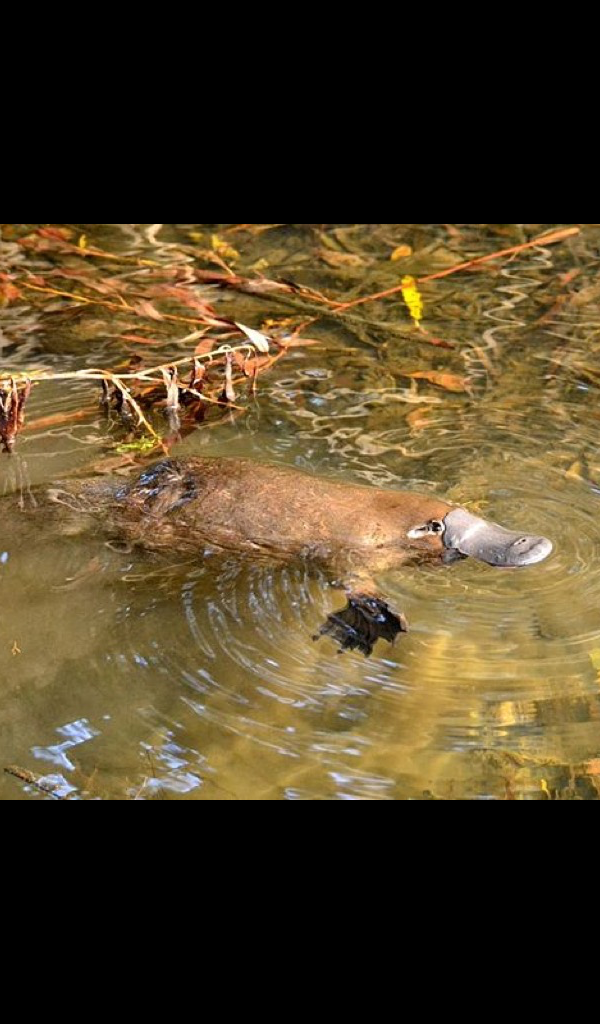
98;457;453;575
31;456;456;656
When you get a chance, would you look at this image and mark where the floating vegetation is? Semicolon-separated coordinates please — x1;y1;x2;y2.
0;224;581;456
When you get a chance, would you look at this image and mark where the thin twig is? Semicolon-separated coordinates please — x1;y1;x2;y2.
19;281;224;329
4;765;68;799
0;341;273;387
331;227;581;312
110;377;164;445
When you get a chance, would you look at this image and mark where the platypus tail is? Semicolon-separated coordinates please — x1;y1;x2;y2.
314;593;408;657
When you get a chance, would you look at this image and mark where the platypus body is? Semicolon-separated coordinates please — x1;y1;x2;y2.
53;456;553;656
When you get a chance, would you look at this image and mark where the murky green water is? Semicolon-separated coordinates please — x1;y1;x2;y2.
2;223;600;799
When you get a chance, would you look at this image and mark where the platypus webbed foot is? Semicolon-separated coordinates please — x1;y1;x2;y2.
313;593;408;657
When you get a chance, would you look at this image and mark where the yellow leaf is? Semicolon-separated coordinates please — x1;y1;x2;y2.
540;778;551;798
115;437;157;454
391;244;412;261
261;317;296;330
211;234;240;262
401;275;423;324
249;257;270;272
78;234;87;249
565;460;584;481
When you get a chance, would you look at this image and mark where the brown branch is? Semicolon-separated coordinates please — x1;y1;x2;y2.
1;329;294;453
193;269;339;308
4;765;68;799
418;227;581;282
19;281;225;329
331;227;581;312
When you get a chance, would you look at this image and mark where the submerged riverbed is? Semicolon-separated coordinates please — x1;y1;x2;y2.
2;223;600;800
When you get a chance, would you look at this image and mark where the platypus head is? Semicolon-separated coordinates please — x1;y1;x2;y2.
407;506;552;567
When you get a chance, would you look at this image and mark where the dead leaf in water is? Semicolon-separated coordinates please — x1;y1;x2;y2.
406;370;469;393
37;226;74;242
0;277;21;304
390;244;412;261
211;234;240;263
133;300;164;321
569;281;600;307
24;408;95;432
419;334;456;350
281;337;323;348
195;336;217;356
249;258;270;273
400;276;423;326
235;321;270;353
240;354;271;376
118;334;163;346
221;352;236;403
406;407;435;431
565;459;585;481
317;249;366;269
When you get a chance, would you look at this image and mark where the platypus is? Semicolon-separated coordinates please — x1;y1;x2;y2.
50;456;552;656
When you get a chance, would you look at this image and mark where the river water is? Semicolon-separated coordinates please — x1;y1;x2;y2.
1;223;599;799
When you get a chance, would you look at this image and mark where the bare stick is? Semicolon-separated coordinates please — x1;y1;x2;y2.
331;227;581;312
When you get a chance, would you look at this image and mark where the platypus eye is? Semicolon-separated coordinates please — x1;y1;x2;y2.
407;519;446;540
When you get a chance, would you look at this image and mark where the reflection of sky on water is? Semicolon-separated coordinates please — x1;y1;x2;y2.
32;717;100;772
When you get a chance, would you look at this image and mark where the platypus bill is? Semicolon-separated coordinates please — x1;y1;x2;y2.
60;456;553;657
